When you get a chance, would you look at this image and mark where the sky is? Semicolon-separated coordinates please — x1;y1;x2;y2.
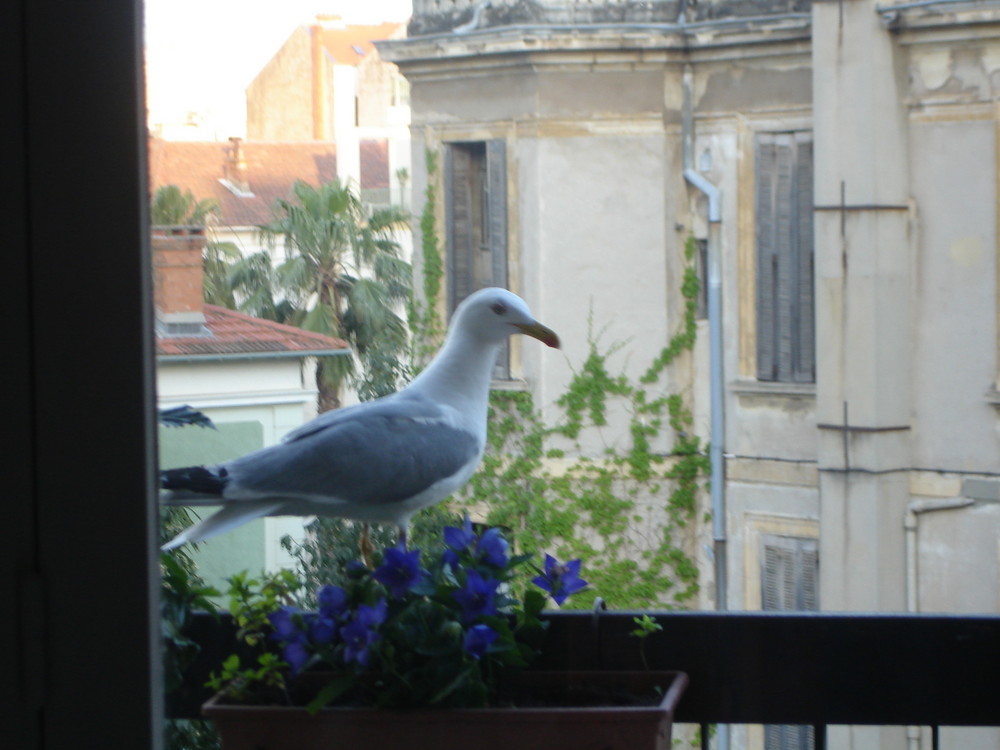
144;0;412;138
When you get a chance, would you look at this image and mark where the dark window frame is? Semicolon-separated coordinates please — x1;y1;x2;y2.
11;8;998;748
6;1;162;747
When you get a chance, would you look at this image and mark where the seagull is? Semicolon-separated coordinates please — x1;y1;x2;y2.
160;288;559;552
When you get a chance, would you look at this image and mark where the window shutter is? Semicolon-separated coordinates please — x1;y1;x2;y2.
765;724;816;750
755;131;815;383
794;133;815;383
486;140;509;378
486;139;508;289
445;140;510;378
762;534;819;750
445;145;474;312
755;136;778;380
761;534;818;611
774;134;795;383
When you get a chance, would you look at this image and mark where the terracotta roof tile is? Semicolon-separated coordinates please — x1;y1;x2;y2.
157;304;348;359
148;138;389;228
319;22;404;65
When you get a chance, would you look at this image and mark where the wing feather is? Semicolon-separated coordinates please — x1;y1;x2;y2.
225;398;481;506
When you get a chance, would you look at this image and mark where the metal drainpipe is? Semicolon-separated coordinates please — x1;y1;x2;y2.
682;64;726;611
903;497;975;750
682;62;728;750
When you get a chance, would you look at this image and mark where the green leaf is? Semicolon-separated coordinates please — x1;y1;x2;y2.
306;673;356;715
427;664;477;705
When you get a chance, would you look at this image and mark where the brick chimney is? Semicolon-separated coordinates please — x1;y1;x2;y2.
151;226;209;336
224;136;250;194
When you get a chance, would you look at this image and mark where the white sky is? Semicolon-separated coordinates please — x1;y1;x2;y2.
144;0;413;138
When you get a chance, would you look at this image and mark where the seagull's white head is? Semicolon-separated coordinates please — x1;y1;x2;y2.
451;288;560;349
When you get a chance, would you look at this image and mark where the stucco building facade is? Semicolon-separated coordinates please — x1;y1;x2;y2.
381;7;1000;736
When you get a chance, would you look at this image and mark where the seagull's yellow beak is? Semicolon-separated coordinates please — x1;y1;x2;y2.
513;321;560;349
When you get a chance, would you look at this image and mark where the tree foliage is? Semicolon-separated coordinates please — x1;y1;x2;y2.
150;184;220;226
215;179;413;408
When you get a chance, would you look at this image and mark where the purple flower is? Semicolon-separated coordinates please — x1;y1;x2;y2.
357;598;388;628
475;528;509;567
453;569;500;622
268;606;306;643
317;585;349;620
341;600;386;666
373;546;424;598
463;624;498;660
532;554;588;606
308;615;337;645
444;514;476;552
282;640;310;675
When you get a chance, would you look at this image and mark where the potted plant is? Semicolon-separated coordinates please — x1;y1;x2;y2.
201;518;687;750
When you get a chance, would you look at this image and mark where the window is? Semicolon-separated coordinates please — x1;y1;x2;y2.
445;139;509;378
755;132;815;383
761;534;819;750
761;534;818;612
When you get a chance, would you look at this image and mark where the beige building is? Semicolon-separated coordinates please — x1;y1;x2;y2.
381;0;1000;647
246;15;411;205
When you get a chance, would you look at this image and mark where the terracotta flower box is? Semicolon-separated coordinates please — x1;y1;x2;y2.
203;670;688;750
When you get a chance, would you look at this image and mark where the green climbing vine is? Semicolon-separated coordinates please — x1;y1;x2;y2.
450;236;710;610
292;149;710;614
408;148;446;368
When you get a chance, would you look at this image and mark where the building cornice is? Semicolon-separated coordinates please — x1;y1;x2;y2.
377;14;813;72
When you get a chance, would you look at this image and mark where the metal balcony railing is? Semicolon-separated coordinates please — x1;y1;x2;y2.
168;609;1000;750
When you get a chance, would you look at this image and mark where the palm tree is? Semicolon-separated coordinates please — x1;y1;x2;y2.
256;179;412;410
150;184;219;226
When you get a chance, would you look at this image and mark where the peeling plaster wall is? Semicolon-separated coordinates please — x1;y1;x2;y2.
387;2;1000;624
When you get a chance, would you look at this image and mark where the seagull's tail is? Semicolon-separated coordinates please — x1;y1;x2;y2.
161;501;282;551
161;465;227;495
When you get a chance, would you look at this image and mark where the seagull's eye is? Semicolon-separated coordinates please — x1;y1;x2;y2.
490;302;507;316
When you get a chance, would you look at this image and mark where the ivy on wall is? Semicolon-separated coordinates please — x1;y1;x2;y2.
294;149;710;613
408;148;445;370
405;160;710;609
454;242;708;610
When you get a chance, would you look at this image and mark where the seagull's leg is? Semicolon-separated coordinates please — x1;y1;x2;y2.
360;523;373;569
397;524;408;550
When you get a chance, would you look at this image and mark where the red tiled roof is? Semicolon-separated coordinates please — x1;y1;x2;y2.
148;138;389;229
319;22;404;65
157;304;348;359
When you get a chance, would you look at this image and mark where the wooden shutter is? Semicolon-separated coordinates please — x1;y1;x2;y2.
755;136;778;380
765;724;816;750
762;534;818;750
445;144;475;312
445;140;510;378
755;132;815;383
486;140;509;378
761;534;818;611
486;139;508;290
794;133;815;382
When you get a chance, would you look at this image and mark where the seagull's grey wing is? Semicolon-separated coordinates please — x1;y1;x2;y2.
224;398;481;506
279;396;384;443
